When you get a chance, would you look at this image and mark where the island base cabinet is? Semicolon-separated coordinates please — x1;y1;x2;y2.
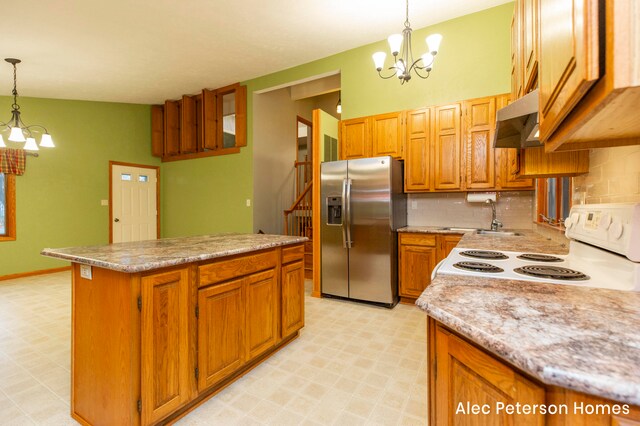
245;269;278;361
281;260;305;338
197;278;245;391
141;268;191;426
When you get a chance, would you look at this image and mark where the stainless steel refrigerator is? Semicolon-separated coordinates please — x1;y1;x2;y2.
320;156;406;307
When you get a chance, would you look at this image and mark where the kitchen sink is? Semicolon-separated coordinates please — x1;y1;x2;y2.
476;230;524;236
441;227;480;232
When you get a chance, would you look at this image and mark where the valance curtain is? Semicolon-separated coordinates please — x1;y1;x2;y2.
0;148;26;175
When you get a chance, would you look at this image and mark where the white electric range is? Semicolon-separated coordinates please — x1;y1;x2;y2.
435;203;640;291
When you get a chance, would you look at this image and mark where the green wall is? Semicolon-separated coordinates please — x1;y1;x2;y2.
0;96;157;275
161;3;513;238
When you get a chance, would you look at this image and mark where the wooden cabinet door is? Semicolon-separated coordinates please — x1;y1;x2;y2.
433;104;462;191
197;278;245;391
433;324;545;426
181;95;197;154
281;260;305;339
141;268;191;425
164;100;181;156
201;89;217;150
538;0;600;141
405;108;432;191
438;234;462;262
496;148;535;189
523;0;538;92
511;1;523;100
371;111;404;158
399;241;437;299
340;117;370;159
151;105;164;157
464;97;496;190
245;269;278;361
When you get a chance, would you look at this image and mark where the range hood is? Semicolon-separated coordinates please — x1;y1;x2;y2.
493;89;541;148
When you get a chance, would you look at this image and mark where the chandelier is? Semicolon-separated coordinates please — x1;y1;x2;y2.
0;58;55;151
372;0;443;84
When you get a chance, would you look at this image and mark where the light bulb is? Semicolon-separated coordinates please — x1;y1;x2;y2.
372;52;387;71
336;100;342;114
388;34;403;55
8;126;26;142
395;61;406;78
40;133;55;148
24;137;39;151
422;53;435;71
426;33;443;54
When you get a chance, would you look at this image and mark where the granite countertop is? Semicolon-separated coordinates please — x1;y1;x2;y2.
41;233;307;273
416;231;640;405
398;226;468;235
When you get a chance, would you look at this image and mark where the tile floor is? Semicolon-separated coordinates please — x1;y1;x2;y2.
0;272;428;425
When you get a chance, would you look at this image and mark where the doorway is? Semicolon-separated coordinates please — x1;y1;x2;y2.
109;161;160;243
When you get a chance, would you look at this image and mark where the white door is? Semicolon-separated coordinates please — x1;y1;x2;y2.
111;164;158;243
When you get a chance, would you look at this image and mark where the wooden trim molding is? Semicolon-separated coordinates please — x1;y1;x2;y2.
0;173;16;242
0;266;71;282
108;161;161;243
311;109;322;298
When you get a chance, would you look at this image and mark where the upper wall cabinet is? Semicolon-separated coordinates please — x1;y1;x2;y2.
512;0;640;151
151;83;247;161
339;112;403;160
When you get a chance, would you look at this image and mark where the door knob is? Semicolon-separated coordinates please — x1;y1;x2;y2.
114;218;120;222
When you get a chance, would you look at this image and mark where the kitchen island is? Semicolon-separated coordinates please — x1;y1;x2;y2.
42;233;307;426
417;231;640;424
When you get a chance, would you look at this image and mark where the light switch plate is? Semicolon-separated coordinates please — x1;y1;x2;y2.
246;199;251;207
101;199;109;206
411;201;418;210
80;265;92;280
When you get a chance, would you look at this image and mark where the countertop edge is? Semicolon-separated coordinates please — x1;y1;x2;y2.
41;237;308;273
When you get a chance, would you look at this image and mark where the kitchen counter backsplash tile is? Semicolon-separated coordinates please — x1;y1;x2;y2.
41;233;307;273
407;191;534;230
417;230;638;405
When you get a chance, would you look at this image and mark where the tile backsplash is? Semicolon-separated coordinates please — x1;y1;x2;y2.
573;145;640;204
408;191;535;230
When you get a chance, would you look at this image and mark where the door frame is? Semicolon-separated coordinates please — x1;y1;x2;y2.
108;161;161;243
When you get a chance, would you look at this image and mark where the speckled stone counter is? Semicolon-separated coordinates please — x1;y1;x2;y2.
398;226;468;235
416;232;640;405
41;233;307;273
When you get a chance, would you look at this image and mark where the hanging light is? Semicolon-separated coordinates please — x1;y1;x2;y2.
372;0;442;84
336;93;342;114
0;58;55;149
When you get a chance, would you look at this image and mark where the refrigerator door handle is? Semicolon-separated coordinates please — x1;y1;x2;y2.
341;178;348;249
345;178;353;248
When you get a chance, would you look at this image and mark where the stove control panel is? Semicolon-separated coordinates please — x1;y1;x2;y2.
566;203;640;262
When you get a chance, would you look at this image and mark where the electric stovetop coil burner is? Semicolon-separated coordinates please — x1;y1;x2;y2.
514;265;589;281
516;253;564;262
459;250;509;260
453;261;505;273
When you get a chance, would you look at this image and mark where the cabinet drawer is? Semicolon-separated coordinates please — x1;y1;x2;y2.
399;233;437;247
282;244;304;264
199;250;277;287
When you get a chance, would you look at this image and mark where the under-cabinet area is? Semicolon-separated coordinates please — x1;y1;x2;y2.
53;237;305;426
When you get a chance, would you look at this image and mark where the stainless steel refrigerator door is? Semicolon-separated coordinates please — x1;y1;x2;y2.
347;157;396;304
320;160;349;298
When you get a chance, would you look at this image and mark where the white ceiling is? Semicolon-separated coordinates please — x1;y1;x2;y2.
0;0;510;105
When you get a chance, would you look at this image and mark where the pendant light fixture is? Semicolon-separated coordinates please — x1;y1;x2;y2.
0;58;55;151
372;0;442;84
336;93;342;114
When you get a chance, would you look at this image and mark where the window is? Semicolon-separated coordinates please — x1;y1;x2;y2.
536;177;572;228
0;173;16;241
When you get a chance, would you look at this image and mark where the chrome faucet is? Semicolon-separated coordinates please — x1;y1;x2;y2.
486;199;503;231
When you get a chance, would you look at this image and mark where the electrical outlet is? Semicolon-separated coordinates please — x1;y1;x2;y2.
246;199;251;207
411;201;418;210
80;265;92;280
